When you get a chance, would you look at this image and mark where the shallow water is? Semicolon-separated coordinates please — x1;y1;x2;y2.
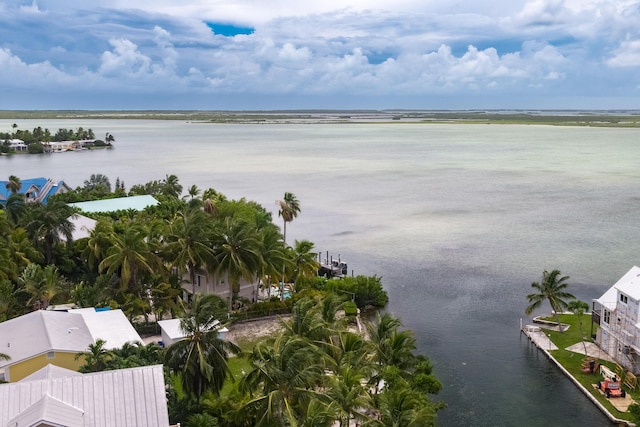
4;119;639;425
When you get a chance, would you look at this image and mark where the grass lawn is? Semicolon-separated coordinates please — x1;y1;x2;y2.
541;314;638;423
220;356;253;397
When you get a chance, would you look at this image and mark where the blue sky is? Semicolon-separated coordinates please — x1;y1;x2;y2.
1;0;640;110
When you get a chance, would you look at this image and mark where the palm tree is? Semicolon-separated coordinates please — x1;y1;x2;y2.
525;269;576;333
164;294;240;399
328;364;374;427
79;218;115;271
9;227;43;270
365;385;437;427
99;221;166;293
75;338;113;372
162;174;183;198
278;192;300;300
165;208;216;296
19;264;65;310
0;352;10;361
213;218;262;309
240;333;329;426
278;192;300;246
289;239;320;292
24;200;75;264
567;299;590;355
5;175;21;194
256;226;288;300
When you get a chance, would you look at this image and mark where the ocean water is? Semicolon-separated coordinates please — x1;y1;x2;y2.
3;119;640;426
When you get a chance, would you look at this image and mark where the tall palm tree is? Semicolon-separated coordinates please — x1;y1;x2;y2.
256;226;288;300
525;269;575;333
5;175;21;194
165;208;216;296
24;200;75;264
278;192;300;300
567;299;590;355
164;294;240;399
213;218;262;309
328;364;373;427
162;174;183;198
278;192;300;246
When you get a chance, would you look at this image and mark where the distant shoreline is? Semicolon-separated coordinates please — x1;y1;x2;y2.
1;110;639;127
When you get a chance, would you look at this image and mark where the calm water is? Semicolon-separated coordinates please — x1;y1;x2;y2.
4;119;640;426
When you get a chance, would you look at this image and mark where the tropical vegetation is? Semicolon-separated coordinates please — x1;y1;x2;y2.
0;172;443;425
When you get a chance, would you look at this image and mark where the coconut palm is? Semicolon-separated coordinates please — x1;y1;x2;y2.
162;174;183;198
79;218;115;271
24;200;75;264
213;218;262;309
525;269;575;333
278;192;300;300
165;208;216;296
4;193;26;225
567;299;590;355
75;338;113;372
9;227;43;269
240;333;329;426
19;264;64;310
0;352;10;361
5;175;21;194
289;239;320;292
164;294;240;399
98;221;166;293
365;385;437;427
278;192;300;246
256;226;288;300
328;364;374;427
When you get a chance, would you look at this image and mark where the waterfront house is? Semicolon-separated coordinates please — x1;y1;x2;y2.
593;266;640;374
0;364;169;427
6;138;27;151
0;308;142;382
0;177;72;205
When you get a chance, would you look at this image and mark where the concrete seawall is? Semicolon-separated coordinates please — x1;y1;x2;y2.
521;325;633;427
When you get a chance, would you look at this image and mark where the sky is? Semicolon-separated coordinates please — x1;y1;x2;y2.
1;0;640;110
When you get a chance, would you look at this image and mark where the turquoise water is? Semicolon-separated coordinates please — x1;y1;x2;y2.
4;119;639;425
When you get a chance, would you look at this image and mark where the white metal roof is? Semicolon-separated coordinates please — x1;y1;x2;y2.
0;309;142;369
0;365;169;427
66;214;97;240
595;266;640;310
20;364;83;383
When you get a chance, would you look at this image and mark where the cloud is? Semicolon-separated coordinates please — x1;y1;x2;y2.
0;0;639;108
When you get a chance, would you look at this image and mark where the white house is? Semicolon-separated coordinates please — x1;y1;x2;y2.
593;266;640;374
0;308;143;382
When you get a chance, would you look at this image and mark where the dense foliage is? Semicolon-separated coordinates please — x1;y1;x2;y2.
1;172;443;425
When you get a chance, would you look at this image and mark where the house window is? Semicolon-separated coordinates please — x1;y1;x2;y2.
46;351;55;359
604;310;610;324
197;275;203;287
621;294;628;304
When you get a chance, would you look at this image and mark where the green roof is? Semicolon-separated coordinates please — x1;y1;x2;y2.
68;195;159;213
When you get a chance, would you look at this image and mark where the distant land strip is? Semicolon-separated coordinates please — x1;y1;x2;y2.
1;110;639;127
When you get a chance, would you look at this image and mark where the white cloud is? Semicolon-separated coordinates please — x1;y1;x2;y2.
1;0;639;108
608;39;640;67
